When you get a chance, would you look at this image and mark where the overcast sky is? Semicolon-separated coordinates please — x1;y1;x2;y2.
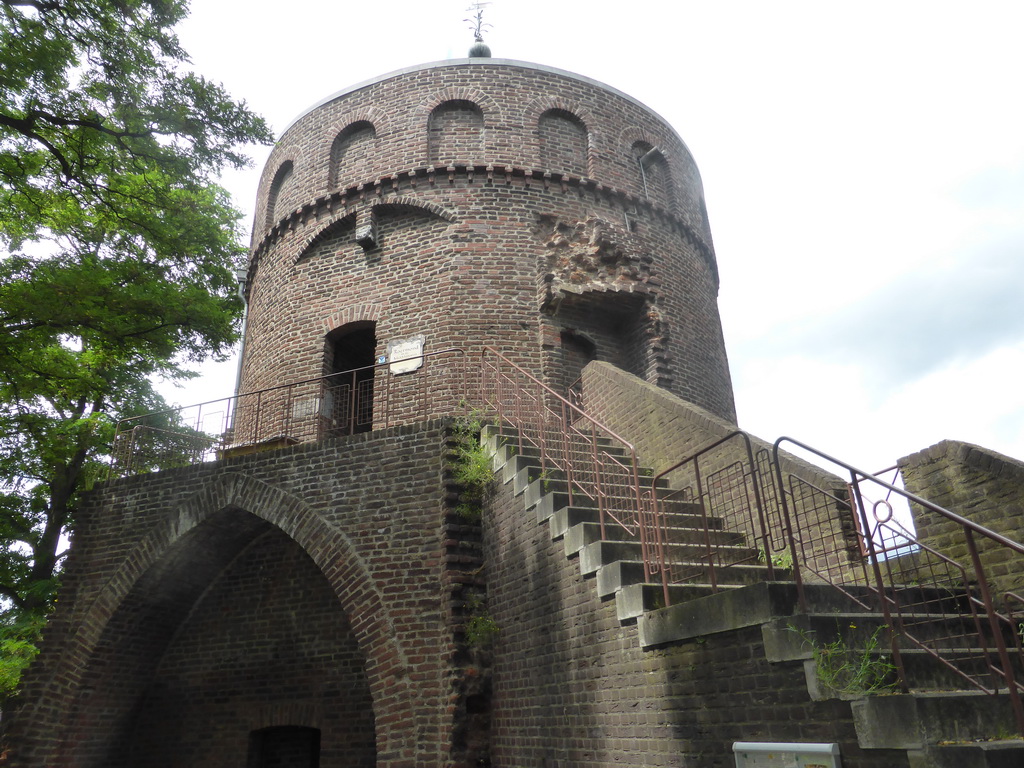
168;0;1024;472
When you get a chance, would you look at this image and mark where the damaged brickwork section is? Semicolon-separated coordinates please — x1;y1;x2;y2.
536;213;656;293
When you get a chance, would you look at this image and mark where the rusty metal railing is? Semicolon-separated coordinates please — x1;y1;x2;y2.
772;436;1024;733
649;432;773;607
478;348;654;574
109;348;466;478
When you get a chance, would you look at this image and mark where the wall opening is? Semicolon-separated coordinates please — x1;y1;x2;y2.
546;291;657;392
247;726;322;768
325;321;377;434
558;329;597;395
61;511;376;767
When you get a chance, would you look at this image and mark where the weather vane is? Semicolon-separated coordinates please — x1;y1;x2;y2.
465;2;492;44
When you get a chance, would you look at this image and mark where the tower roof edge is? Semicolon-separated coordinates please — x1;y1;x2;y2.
278;58;693;161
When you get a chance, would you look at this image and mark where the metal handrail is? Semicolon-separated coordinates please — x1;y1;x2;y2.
109;348;466;478
773;436;1024;733
478;348;646;552
649;431;772;608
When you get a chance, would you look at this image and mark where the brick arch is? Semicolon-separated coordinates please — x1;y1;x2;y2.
295;211;358;264
620;126;678;212
416;87;502;125
323;106;390;162
328;113;384;190
371;196;456;223
418;88;501;168
47;471;416;768
522;97;596;174
265;158;297;230
294;198;454;267
321;302;385;336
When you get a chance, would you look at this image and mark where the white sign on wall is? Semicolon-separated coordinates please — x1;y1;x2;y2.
387;335;425;375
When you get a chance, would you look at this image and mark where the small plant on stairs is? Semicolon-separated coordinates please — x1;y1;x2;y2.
790;623;898;697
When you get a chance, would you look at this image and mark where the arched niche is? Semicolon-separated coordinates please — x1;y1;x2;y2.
427;100;484;166
266;160;296;229
330;121;377;189
539;109;588;177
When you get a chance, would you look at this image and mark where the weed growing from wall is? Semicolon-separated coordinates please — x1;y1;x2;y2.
758;547;794;571
450;409;495;521
464;593;499;648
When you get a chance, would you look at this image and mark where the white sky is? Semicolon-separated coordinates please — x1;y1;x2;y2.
167;0;1024;472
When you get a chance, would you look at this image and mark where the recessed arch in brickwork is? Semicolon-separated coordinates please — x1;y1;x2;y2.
295;213;357;264
538;109;589;178
522;98;595;177
372;195;455;223
266;159;296;229
320;302;386;336
33;471;416;768
427;100;484;167
620;127;678;213
330;120;378;189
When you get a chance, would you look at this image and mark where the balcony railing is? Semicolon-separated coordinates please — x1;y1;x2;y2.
109;348;466;478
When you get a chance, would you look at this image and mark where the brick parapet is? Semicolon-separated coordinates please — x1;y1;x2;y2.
581;361;861;579
898;440;1024;595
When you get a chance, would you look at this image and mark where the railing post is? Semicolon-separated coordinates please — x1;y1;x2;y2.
771;442;806;612
965;530;1024;734
849;471;909;692
692;459;718;592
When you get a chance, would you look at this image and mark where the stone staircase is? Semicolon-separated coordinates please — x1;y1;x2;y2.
482;424;1024;767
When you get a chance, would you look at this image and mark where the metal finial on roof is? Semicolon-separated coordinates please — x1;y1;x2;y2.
465;2;492;57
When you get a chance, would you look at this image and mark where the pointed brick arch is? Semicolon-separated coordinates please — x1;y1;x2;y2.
37;470;417;768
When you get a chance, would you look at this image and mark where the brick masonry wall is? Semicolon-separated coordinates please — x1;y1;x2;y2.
5;422;481;768
899;439;1024;595
238;59;736;424
484;448;910;768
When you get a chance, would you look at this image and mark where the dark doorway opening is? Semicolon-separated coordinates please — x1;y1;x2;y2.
326;322;377;434
247;726;321;768
559;329;597;397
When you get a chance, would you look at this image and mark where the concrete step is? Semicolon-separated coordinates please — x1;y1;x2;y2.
580;539;760;576
614;582;743;621
548;504;719;541
910;740;1024;768
853;691;1022;751
598;560;776;601
563;520;743;557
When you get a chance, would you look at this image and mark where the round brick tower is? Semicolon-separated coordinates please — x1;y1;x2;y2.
240;57;736;423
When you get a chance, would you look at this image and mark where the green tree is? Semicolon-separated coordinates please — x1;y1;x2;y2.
0;0;272;696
